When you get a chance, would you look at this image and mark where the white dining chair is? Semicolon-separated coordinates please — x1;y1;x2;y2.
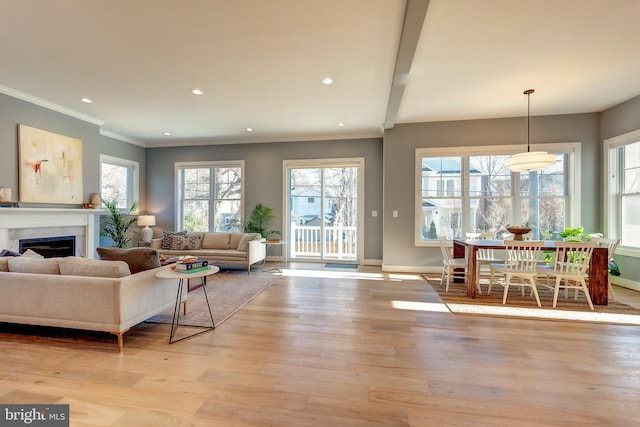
438;236;469;292
466;232;500;292
489;240;544;307
536;241;596;310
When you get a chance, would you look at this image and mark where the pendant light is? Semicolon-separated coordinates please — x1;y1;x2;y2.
504;89;556;172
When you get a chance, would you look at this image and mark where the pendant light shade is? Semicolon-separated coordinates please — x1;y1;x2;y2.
504;89;555;172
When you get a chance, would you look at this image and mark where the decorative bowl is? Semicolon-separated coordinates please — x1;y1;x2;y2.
505;226;532;241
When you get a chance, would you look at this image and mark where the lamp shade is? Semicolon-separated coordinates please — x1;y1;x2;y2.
503;151;556;172
137;215;156;227
504;89;556;173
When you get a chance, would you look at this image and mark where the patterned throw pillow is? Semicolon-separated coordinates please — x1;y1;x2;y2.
161;230;187;249
170;234;202;250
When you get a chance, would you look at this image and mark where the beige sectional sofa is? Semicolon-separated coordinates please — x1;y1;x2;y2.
0;253;184;352
151;231;266;274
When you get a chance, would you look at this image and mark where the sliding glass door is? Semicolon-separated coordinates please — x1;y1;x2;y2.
285;159;362;263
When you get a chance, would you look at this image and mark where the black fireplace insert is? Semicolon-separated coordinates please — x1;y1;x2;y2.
19;235;76;258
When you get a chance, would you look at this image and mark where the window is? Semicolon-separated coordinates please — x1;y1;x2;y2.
605;129;640;252
100;155;139;209
176;161;244;232
415;144;578;245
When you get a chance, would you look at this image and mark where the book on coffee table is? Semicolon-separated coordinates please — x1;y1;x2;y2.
175;265;210;274
174;260;208;271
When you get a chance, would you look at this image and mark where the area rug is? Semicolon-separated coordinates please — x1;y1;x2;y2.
424;274;640;325
146;270;281;327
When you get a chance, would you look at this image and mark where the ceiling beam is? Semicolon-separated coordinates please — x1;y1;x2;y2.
383;0;431;130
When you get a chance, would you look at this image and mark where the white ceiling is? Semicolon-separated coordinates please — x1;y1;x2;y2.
1;0;639;148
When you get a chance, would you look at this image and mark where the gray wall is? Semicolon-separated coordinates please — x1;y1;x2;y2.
382;113;601;271
145;138;384;262
0;93;103;206
600;94;640;283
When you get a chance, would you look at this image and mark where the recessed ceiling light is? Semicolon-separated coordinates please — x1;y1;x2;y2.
191;89;203;95
322;77;333;85
337;122;345;127
163;132;171;136
80;98;93;103
245;128;253;132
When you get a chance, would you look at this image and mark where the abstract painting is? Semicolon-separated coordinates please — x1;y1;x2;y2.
18;124;83;204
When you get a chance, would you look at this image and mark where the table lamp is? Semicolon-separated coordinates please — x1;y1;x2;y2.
137;215;156;242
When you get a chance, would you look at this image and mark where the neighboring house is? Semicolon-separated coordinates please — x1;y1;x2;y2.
420;158;483;238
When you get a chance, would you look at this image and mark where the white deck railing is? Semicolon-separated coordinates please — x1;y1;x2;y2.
290;224;357;260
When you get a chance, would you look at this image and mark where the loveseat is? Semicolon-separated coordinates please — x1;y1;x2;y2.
0;250;184;352
151;231;266;274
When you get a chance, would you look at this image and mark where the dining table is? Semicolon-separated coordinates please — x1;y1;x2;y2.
452;239;610;305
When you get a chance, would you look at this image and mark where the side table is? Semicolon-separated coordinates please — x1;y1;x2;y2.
261;240;287;273
155;265;220;344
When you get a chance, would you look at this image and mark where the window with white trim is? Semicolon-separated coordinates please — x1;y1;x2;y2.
415;144;578;245
176;161;243;232
100;155;139;209
605;130;640;250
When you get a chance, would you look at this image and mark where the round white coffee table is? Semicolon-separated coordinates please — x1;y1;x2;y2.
156;265;220;344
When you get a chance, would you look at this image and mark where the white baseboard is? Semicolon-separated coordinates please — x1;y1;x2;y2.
360;259;382;266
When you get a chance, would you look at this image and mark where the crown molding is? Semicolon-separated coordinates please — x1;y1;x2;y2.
99;129;146;147
0;84;105;126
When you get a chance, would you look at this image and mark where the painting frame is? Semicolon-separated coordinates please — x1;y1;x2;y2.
18;124;83;204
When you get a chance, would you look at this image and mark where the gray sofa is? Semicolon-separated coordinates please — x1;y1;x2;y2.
0;255;184;352
151;231;266;273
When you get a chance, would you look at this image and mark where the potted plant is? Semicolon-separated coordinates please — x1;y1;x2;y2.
100;200;138;248
244;203;280;240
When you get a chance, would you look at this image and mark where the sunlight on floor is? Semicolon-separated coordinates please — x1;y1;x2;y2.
279;269;385;280
279;268;425;282
447;303;640;325
391;300;450;312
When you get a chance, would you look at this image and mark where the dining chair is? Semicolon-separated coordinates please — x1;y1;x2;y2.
590;237;620;301
466;232;502;290
438;236;470;292
488;240;544;307
536;241;596;310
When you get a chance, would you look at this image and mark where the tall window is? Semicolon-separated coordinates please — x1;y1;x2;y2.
100;155;139;209
605;130;640;250
176;161;243;232
416;144;577;244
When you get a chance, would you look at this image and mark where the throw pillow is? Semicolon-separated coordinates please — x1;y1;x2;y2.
161;230;187;249
0;249;21;257
96;247;161;274
237;233;261;251
201;232;231;249
59;257;131;278
22;249;45;259
170;234;202;250
0;257;9;272
7;257;61;274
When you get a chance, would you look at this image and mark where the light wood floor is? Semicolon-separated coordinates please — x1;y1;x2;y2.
2;263;640;426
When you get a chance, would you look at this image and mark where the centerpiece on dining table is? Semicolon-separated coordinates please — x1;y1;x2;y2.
505;225;532;241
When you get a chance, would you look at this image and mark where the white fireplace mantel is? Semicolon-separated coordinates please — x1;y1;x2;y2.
0;208;103;257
